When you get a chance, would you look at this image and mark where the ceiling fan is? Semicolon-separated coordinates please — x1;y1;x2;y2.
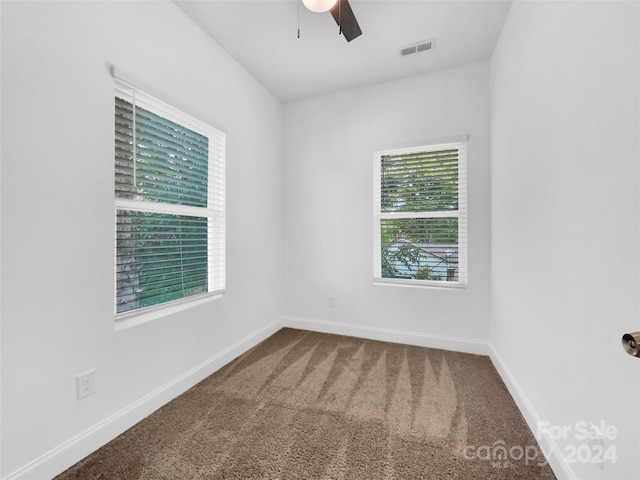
302;0;362;42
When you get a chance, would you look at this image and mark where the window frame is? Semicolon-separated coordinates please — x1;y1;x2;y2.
373;138;467;289
114;78;225;326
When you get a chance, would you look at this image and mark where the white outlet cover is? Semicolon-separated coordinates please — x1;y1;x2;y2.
76;369;96;400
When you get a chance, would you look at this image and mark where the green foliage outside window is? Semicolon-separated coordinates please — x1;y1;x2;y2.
379;148;459;281
115;96;211;314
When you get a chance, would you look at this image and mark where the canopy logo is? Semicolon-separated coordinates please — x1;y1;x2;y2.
464;421;619;469
462;441;550;469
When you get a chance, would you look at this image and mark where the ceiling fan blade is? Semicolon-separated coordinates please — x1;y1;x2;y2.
330;0;362;42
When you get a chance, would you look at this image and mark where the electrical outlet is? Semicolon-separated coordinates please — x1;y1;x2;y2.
76;369;96;400
328;295;336;308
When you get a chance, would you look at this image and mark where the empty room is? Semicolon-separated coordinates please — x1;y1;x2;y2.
1;0;639;479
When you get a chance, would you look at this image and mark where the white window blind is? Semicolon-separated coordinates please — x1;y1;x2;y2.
115;79;225;316
373;140;467;287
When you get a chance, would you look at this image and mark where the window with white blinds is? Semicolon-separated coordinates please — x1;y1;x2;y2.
373;140;467;287
115;79;225;316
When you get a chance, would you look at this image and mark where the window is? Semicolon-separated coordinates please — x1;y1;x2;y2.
373;140;467;287
115;79;225;316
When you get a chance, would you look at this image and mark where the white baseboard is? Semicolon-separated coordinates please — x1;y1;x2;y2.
489;345;575;480
282;316;489;356
4;317;284;480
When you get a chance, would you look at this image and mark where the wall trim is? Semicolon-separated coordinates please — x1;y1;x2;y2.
282;316;489;356
489;345;575;480
3;317;284;480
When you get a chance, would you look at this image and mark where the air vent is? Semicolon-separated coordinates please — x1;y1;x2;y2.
399;39;436;57
400;46;417;57
417;41;432;52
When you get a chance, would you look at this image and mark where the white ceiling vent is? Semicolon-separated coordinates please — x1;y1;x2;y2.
399;39;436;57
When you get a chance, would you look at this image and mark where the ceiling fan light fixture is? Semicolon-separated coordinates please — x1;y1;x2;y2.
302;0;338;13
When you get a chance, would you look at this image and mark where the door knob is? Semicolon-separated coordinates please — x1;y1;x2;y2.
622;332;640;357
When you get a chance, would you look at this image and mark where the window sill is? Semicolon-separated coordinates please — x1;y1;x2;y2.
114;290;224;332
373;278;467;290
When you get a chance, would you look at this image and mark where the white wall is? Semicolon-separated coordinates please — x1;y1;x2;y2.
283;63;491;349
0;1;283;477
490;2;640;479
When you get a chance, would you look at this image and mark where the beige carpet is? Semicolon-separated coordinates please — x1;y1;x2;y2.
56;328;556;479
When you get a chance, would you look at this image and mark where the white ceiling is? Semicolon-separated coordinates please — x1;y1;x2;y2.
175;0;511;102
